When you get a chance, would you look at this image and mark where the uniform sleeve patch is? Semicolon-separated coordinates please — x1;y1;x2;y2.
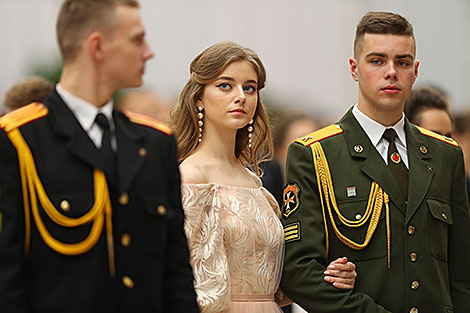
282;183;301;219
284;222;300;243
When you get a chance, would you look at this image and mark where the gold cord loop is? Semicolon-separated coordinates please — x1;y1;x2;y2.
310;141;391;267
7;128;115;276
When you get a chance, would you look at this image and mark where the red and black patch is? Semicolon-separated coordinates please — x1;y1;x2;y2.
282;183;301;219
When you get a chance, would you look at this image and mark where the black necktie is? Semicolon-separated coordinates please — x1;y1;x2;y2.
95;113;117;183
382;129;408;200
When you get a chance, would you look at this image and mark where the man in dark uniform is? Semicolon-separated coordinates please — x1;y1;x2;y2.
281;12;470;313
0;1;199;312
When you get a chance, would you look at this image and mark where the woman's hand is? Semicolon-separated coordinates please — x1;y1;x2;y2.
323;257;357;289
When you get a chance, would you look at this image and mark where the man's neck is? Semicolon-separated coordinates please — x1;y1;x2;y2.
60;65;113;108
357;102;403;127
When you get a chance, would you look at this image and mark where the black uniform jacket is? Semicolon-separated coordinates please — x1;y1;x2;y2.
281;108;470;313
0;90;199;313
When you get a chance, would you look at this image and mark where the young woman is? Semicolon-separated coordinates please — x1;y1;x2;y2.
171;41;356;313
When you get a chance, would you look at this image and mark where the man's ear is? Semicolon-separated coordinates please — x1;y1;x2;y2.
88;32;105;61
412;60;420;83
349;58;359;82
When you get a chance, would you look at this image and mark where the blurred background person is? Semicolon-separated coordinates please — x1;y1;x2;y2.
273;112;321;175
115;89;172;123
404;85;453;137
2;76;54;114
453;113;470;204
261;111;321;209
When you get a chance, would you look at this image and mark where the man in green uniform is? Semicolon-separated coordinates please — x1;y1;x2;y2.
281;11;470;313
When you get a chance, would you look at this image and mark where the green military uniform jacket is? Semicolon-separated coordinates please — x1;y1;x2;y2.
281;108;470;313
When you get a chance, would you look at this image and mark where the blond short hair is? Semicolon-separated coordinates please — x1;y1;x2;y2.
56;0;139;63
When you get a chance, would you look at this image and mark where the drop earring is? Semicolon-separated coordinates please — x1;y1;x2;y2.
197;106;204;143
247;119;254;149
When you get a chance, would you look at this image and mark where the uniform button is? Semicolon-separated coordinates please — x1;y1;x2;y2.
122;276;134;289
410;307;418;313
60;200;70;212
404;200;408;205
139;148;147;157
355;214;362;220
408;225;415;235
121;233;131;247
119;193;129;205
411;280;420;290
157;205;167;216
410;252;418;262
441;213;448;220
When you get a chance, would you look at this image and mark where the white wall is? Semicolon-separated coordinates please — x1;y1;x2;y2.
1;0;468;121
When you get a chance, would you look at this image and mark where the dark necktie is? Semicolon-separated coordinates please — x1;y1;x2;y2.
382;128;408;200
95;113;117;183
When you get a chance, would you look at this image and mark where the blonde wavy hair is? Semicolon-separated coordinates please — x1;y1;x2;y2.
170;41;273;176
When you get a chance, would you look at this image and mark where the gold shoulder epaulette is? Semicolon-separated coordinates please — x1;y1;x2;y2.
417;126;458;147
0;102;48;133
295;124;343;147
124;110;172;136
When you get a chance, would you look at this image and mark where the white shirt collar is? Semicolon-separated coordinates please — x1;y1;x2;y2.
56;83;114;132
352;104;407;148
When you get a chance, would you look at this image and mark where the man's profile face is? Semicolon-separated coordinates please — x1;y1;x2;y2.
350;33;419;122
101;6;154;90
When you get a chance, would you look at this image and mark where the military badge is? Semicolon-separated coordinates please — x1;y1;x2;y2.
282;183;301;219
347;186;356;197
390;152;401;164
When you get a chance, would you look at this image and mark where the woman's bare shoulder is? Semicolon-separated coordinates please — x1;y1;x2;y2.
179;156;208;184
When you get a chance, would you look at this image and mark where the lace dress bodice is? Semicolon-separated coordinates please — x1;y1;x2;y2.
182;178;284;313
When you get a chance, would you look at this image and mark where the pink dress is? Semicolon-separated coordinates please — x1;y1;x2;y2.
182;175;284;313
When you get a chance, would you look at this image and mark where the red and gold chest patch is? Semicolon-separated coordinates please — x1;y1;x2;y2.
282;183;301;219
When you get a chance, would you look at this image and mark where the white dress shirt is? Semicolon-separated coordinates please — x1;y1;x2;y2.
352;104;408;168
56;84;114;149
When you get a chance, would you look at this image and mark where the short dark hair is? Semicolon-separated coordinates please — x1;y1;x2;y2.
354;11;415;57
404;86;450;124
3;77;54;113
56;0;139;63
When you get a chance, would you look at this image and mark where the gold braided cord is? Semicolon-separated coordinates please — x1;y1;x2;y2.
310;142;391;265
385;193;391;268
19;147;31;255
6;128;115;276
314;146;330;255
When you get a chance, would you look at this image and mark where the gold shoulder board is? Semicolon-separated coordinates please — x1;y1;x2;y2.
0;102;48;133
124;110;172;136
416;126;458;147
295;124;343;147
